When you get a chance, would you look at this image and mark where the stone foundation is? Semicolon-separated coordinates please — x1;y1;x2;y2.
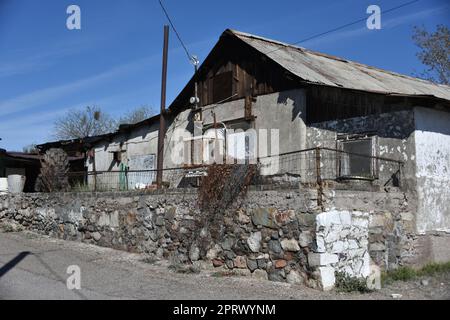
0;188;436;290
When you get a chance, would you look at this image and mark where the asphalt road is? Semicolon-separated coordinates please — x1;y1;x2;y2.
1;231;448;300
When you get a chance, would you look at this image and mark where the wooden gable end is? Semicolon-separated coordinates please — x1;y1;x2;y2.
170;33;301;110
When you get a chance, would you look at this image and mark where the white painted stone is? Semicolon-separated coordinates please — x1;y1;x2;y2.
315;235;326;253
247;231;262;253
325;230;340;243
308;253;339;266
339;211;352;225
316;210;341;227
348;239;359;250
354;259;363;276
331;240;345;253
352;217;369;228
366;263;381;290
280;238;300;252
361;252;371;278
318;267;335;291
343;266;354;277
340;228;350;238
347;248;366;259
359;239;369;248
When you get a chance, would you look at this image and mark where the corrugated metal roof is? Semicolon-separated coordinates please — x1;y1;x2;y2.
230;30;450;102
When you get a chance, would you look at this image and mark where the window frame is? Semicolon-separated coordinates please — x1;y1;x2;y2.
336;134;378;180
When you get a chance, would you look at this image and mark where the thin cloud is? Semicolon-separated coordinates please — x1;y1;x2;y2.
302;4;449;48
0;55;158;118
0;36;99;78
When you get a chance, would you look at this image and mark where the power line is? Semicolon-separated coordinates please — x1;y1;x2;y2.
265;0;421;55
158;0;197;65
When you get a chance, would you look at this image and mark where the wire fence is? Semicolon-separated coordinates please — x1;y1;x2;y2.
67;147;403;193
255;147;402;187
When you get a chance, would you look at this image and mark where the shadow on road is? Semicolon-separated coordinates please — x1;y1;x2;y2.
0;251;31;278
0;249;88;299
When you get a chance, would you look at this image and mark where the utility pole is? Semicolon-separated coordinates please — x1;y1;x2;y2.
156;25;169;188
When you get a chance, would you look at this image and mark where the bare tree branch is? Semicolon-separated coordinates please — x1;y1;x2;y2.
53;106;117;140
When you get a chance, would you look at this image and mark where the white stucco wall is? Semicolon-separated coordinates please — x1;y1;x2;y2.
414;107;450;233
87;89;307;186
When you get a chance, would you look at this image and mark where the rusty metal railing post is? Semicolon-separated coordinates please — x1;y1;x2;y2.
315;147;323;209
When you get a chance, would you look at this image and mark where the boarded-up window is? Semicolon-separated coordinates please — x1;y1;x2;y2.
338;137;377;178
212;71;233;103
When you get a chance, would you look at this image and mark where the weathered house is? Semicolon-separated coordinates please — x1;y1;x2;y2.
67;29;449;237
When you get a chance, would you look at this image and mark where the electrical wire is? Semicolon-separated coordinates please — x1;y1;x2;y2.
264;0;421;56
158;0;197;65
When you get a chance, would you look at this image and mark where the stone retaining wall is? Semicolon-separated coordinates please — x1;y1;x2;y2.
0;188;417;290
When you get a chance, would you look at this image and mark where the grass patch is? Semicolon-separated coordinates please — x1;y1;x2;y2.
382;262;450;285
419;262;450;276
335;272;372;293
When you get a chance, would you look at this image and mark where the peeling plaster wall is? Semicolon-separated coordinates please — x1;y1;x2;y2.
254;89;307;177
413;107;450;233
306;110;416;189
253;89;307;155
87;109;194;188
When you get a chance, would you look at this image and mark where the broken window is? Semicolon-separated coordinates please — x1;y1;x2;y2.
337;135;377;179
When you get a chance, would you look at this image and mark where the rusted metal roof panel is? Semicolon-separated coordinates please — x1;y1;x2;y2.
231;30;450;102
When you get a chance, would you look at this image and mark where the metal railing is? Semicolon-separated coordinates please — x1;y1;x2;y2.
67;147;403;194
255;147;402;183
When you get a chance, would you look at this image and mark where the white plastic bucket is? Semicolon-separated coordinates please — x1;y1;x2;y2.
7;175;26;193
0;178;8;194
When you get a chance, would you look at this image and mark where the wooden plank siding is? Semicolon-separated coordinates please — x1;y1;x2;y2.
170;34;301;111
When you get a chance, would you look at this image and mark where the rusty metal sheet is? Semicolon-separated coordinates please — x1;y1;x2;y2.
231;30;450;102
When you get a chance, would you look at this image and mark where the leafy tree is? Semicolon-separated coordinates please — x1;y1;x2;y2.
53;106;117;140
412;24;450;85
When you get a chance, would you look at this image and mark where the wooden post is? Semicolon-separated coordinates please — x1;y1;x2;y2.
156;25;169;188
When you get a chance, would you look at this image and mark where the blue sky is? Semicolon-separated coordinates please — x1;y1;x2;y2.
0;0;448;151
